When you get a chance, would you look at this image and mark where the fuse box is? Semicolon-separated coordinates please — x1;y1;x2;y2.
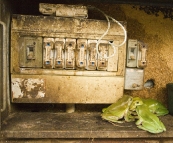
11;11;126;103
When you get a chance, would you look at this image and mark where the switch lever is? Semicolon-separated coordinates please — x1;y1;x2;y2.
87;40;97;70
43;38;54;68
27;44;35;60
65;39;76;69
54;38;65;69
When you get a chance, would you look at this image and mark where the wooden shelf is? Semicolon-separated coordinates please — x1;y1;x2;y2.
1;112;173;139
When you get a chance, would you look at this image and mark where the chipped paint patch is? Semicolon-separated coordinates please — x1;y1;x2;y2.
12;78;45;99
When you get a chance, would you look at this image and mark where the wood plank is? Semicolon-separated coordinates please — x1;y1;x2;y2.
1;112;173;138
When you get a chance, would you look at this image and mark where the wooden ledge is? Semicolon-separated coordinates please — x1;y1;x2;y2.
1;112;173;139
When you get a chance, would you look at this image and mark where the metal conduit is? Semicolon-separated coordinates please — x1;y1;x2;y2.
0;21;7;112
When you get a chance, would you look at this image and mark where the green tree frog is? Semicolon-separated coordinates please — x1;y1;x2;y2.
142;98;169;116
129;97;169;116
129;97;143;112
135;104;166;134
101;95;134;123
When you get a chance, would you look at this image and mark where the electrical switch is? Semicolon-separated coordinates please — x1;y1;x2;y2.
65;39;76;69
54;38;65;69
137;41;147;68
87;40;97;70
97;40;108;71
26;45;35;60
19;37;42;68
76;39;87;70
129;47;136;60
127;39;138;67
43;38;54;68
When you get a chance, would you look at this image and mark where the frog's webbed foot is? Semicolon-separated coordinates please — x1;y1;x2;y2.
109;121;132;127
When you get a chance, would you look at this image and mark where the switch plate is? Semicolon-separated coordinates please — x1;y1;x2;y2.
124;68;144;90
19;37;42;67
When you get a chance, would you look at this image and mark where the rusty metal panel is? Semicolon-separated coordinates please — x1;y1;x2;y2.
39;3;88;18
11;15;126;39
11;78;45;99
11;75;124;103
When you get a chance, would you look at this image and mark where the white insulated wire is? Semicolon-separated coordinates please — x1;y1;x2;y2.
88;6;127;59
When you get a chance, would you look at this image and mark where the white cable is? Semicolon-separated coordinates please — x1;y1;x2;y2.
108;15;127;47
88;6;127;59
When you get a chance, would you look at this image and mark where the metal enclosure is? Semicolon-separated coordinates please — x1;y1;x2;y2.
11;14;126;103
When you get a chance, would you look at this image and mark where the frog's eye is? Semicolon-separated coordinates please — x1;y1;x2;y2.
136;101;140;105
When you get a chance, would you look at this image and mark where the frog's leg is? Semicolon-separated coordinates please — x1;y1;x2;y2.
137;122;165;134
101;112;124;123
102;107;107;113
137;125;164;134
108;119;125;124
155;108;169;116
156;120;166;131
101;115;125;123
124;110;136;122
135;118;143;125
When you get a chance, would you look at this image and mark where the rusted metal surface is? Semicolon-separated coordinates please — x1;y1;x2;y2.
0;139;165;142
39;3;88;18
11;78;45;99
11;75;124;103
11;15;126;38
1;112;173;139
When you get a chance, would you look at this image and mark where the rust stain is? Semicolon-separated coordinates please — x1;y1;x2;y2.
12;78;45;99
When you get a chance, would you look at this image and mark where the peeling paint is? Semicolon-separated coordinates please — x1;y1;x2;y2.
12;78;45;99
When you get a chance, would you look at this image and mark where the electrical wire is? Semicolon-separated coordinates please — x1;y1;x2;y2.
87;6;127;59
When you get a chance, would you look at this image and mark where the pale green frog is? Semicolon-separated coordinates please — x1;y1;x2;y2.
135;104;166;134
129;97;169;116
101;95;134;123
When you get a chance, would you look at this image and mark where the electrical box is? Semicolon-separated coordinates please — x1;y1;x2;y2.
10;8;127;103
